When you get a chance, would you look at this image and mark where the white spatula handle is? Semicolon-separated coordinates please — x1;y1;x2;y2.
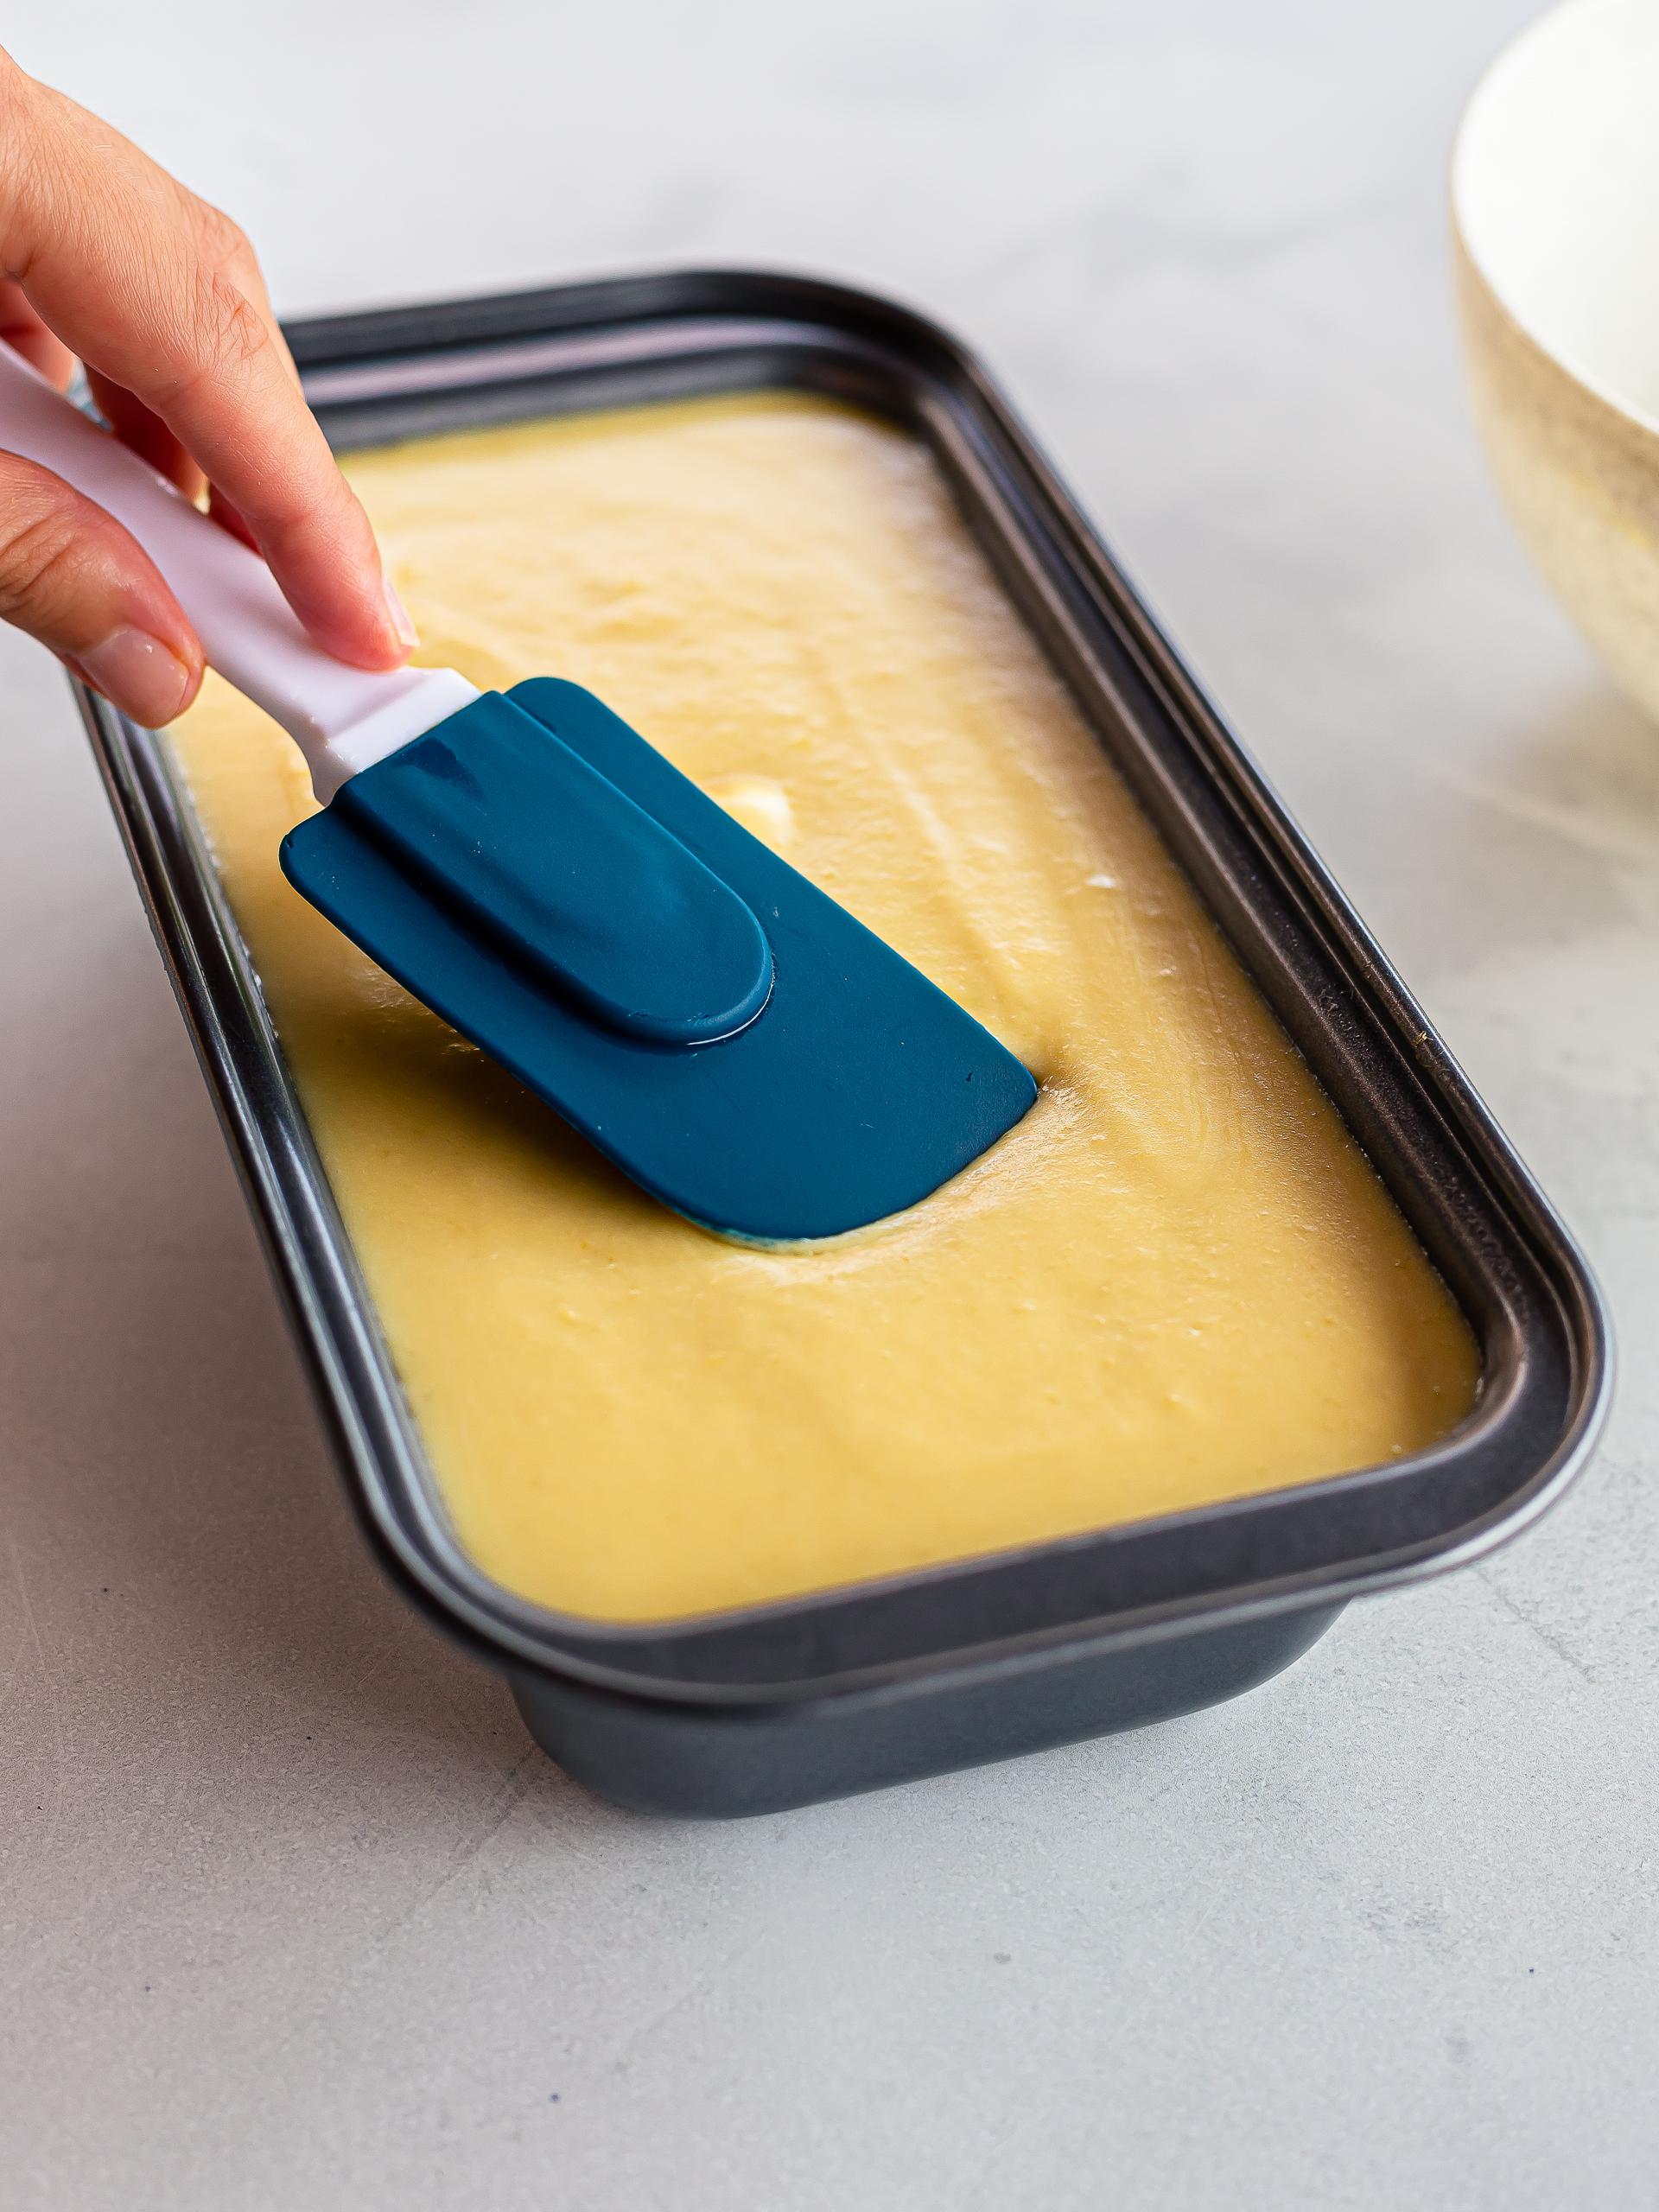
0;340;477;799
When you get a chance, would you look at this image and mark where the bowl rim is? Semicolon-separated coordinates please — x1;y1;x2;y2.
1451;0;1659;444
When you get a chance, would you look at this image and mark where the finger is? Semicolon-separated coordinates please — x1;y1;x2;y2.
0;59;413;671
0;273;73;387
87;199;300;518
0;446;202;724
205;481;258;550
84;365;204;502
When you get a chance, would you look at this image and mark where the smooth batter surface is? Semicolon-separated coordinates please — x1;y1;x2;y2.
166;395;1479;1622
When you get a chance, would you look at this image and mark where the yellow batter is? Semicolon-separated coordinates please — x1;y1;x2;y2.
166;393;1479;1622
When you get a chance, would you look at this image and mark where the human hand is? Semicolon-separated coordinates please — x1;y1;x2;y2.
0;48;415;727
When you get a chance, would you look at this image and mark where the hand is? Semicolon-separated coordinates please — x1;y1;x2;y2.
0;50;416;727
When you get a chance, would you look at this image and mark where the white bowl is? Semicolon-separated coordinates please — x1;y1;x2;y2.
1452;0;1659;721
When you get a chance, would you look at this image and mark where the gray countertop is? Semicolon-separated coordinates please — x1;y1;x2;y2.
3;3;1655;2205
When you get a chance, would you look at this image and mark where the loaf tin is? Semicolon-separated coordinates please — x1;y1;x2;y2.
75;270;1611;1817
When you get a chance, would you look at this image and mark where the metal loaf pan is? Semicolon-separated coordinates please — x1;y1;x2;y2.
76;270;1611;1817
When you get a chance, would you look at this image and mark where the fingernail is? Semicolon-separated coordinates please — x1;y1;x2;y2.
382;574;420;650
77;628;196;726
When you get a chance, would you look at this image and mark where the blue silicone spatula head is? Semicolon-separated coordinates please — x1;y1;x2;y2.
281;681;1037;1243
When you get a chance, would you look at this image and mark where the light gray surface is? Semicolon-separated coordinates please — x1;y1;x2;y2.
2;3;1656;2205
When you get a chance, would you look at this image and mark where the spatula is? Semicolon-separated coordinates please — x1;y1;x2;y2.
0;343;1036;1241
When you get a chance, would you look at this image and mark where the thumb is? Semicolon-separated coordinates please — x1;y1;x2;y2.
0;445;203;724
